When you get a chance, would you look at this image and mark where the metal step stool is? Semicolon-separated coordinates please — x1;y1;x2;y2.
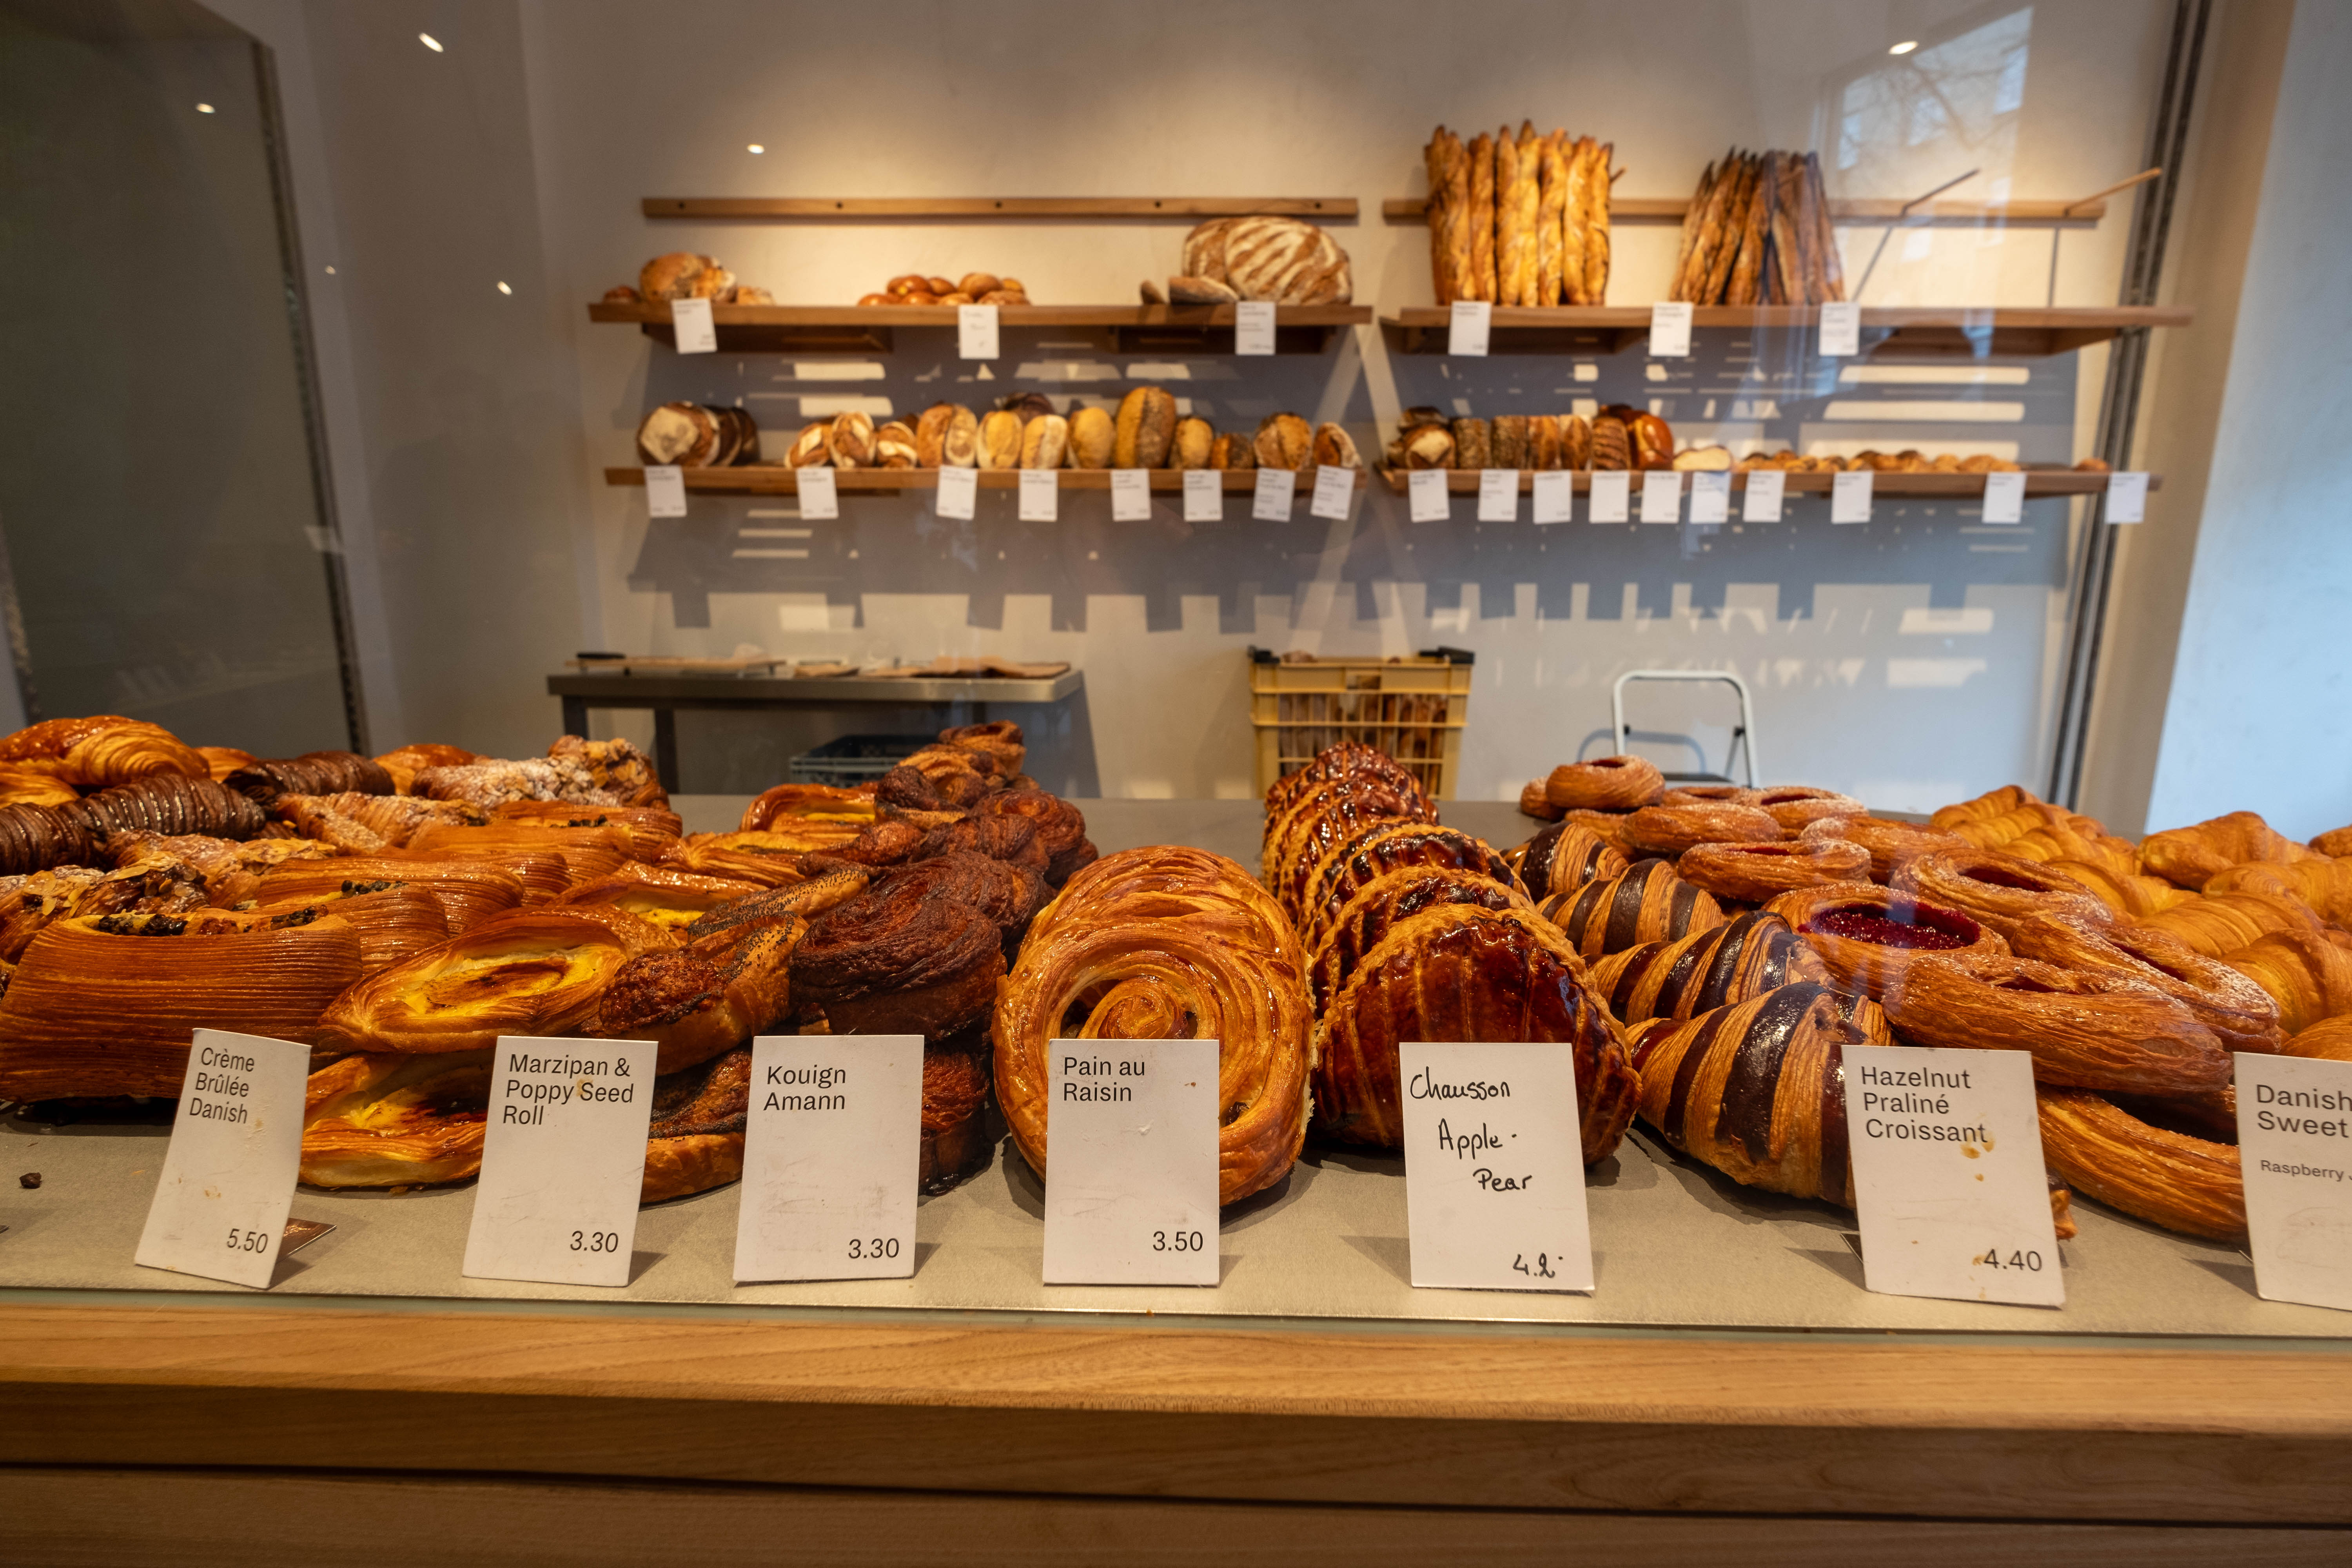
1611;669;1759;786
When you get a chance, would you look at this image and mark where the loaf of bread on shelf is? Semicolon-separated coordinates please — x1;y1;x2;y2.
1209;433;1256;470
1579;137;1612;305
976;409;1021;470
1311;423;1358;469
1254;413;1312;472
1172;416;1214;470
1066;406;1114;469
787;421;832;467
873;420;918;469
1450;416;1491;471
1491;415;1529;470
1018;412;1069;470
825;411;875;469
1113;387;1177;468
1466;130;1497;303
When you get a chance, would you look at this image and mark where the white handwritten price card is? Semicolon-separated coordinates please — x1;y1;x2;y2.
735;1035;921;1283
1399;1042;1594;1293
1309;462;1355;521
1688;470;1731;524
1408;467;1451;523
2106;470;2149;523
1234;299;1277;356
1648;300;1693;357
1588;469;1631;523
1844;1045;2063;1307
1110;467;1151;521
134;1029;309;1289
1639;469;1684;524
1042;1038;1220;1286
1741;468;1786;522
463;1036;657;1288
1182;468;1222;522
669;295;717;354
1980;469;2025;524
934;464;978;521
957;303;999;359
1447;299;1492;356
2236;1053;2352;1312
644;464;686;518
795;464;839;520
1817;300;1861;357
1252;466;1297;522
1530;469;1573;524
1018;467;1058;522
1476;468;1519;523
1831;468;1875;524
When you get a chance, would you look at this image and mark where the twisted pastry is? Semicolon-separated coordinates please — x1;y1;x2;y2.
1764;882;2008;998
1893;847;2115;939
1295;821;1516;947
938;719;1026;777
1312;905;1636;1163
916;813;1049;873
1882;954;2230;1096
975;788;1095;884
2037;1086;2243;1242
274;791;489;853
490;800;683;862
1518;779;1565;821
598;911;807;1074
1543;755;1665;811
2222;930;2352;1034
791;871;1009;1041
1563;808;1638;855
1623;801;1780;858
994;846;1313;1205
103;831;333;906
1504;822;1628;902
1307;864;1534;1009
2141;810;2316;889
1542;858;1724;962
226;751;396;804
1679;834;1871;904
1751;786;1866;833
2007;911;2283;1055
739;782;875;833
1588;911;1830;1027
2135;890;2324;957
553;864;768;930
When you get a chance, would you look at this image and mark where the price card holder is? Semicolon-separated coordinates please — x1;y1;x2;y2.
796;465;839;521
1844;1045;2063;1308
1688;470;1731;524
1309;463;1355;521
1018;468;1059;522
1042;1038;1220;1286
1408;468;1451;523
1182;468;1223;523
1531;469;1573;525
1588;470;1631;523
1639;470;1684;524
734;1036;921;1284
462;1036;658;1288
957;303;999;359
1252;467;1296;522
1980;470;2025;524
1109;468;1152;521
1831;468;1875;524
133;1030;310;1289
1648;301;1693;357
644;465;687;518
2106;470;2149;523
1447;300;1492;357
1399;1042;1594;1293
669;296;717;355
2235;1053;2352;1312
935;465;978;521
1817;300;1861;357
1234;300;1277;356
1476;469;1519;523
1742;468;1786;521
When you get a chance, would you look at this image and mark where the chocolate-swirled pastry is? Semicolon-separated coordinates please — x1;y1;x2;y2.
1586;911;1831;1027
1541;858;1724;961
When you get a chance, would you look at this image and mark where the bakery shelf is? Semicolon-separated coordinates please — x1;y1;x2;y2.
644;196;1357;220
606;466;1367;497
1378;305;2193;357
1381;194;2116;229
588;300;1372;354
1372;466;2150;497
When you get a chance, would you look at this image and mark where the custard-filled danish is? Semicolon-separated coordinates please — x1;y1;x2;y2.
739;782;876;833
666;829;853;886
258;856;528;930
553;863;768;931
301;1050;492;1187
489;800;683;862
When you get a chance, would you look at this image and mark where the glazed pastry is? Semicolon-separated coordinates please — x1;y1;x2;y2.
258;857;528;931
1263;778;1439;914
0;715;145;764
2046;857;2197;918
596;905;806;1074
1305;864;1534;1010
105;830;335;906
2206;858;2352;925
1749;787;1865;833
1113;387;1178;468
1893;847;2116;940
1562;808;1638;856
1622;801;1780;858
64;774;272;844
408;820;632;885
2288;1016;2352;1061
667;829;856;886
1294;820;1517;949
0;764;79;808
1504;822;1628;902
1660;785;1759;807
920;1031;995;1190
1264;741;1429;819
2222;929;2352;1034
2141;810;2316;888
1588;911;1831;1027
974;788;1094;884
372;743;480;793
300;1050;493;1187
1544;755;1665;812
229;751;398;805
2135;890;2325;957
315;905;675;1055
552;863;767;931
1541;857;1724;962
939;719;1025;776
913;813;1050;877
483;800;682;863
739;783;876;834
1765;881;2009;999
1883;954;2230;1096
60;722;209;789
2007;911;2284;1055
2037;1086;2243;1242
252;881;451;976
274;791;488;853
790;865;1007;1040
641;1044;754;1202
1518;779;1565;821
1929;784;2040;831
2312;826;2352;858
995;846;1313;1205
1312;905;1638;1163
1678;835;1872;904
1825;815;1967;883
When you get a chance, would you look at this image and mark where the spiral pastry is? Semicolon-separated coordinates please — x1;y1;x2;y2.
1679;835;1872;904
1312;905;1637;1163
1587;911;1831;1027
61;775;269;847
975;788;1096;884
1543;755;1666;811
1307;864;1533;1010
916;813;1049;874
1893;848;2114;940
1504;822;1628;902
2037;1086;2243;1242
937;719;1027;777
1882;954;2230;1096
226;751;397;805
993;846;1313;1205
791;867;1011;1041
1750;787;1866;833
1542;858;1724;962
1764;882;2008;999
641;1044;756;1202
1296;821;1517;947
1562;808;1639;855
1827;815;1967;882
1623;801;1781;858
2005;911;2284;1056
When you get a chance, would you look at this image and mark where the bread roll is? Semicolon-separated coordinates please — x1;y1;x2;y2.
1020;413;1069;470
1114;387;1178;468
1402;424;1454;470
1450;417;1490;471
1467;131;1496;303
640;252;717;301
1139;278;1168;305
978;410;1022;470
1168;275;1240;304
1590;416;1631;471
957;272;1001;297
1253;414;1312;471
874;421;919;470
1067;406;1114;469
914;403;961;467
1173;417;1214;470
1312;423;1359;469
787;421;833;468
826;411;875;469
1209;433;1256;470
1492;415;1530;470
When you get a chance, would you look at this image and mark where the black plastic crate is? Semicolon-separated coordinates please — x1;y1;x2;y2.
787;733;929;786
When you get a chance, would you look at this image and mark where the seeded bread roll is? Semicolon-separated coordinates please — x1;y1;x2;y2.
1113;387;1178;468
787;421;833;468
1311;423;1359;469
826;411;875;469
1253;413;1312;471
978;410;1022;470
1450;417;1491;471
1492;415;1531;470
1172;417;1214;470
1019;413;1069;470
1067;406;1114;468
1209;433;1256;470
1402;423;1454;470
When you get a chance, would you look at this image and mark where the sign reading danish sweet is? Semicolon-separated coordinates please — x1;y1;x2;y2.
1843;1044;2063;1307
1042;1037;1220;1286
2236;1052;2352;1312
462;1036;657;1288
1399;1041;1594;1293
134;1029;310;1289
734;1035;921;1283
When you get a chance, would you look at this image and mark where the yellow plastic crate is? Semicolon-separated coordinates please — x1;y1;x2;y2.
1249;648;1474;800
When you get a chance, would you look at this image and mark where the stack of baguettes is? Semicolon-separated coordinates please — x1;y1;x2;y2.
1424;122;1612;307
1669;147;1846;306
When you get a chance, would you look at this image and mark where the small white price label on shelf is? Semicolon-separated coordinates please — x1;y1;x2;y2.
1447;299;1492;356
1018;468;1059;522
1400;1042;1594;1294
1042;1038;1221;1286
669;295;717;354
934;465;978;521
1310;463;1355;521
1844;1045;2063;1308
1688;470;1731;524
2106;470;2149;523
644;464;687;518
1831;468;1875;524
462;1036;658;1289
1531;469;1574;524
1476;468;1519;523
1182;468;1223;522
1588;469;1631;523
1252;466;1297;521
734;1036;921;1284
1817;300;1862;357
1980;470;2025;524
1648;300;1693;358
2235;1053;2352;1313
795;465;839;521
1234;300;1277;356
1408;468;1451;523
1110;468;1152;521
133;1030;310;1289
1639;469;1684;524
957;303;999;359
1742;468;1787;521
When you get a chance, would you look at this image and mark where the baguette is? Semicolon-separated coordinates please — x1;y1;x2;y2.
1560;134;1593;305
1537;131;1568;307
1583;138;1613;307
1729;151;1775;306
1699;153;1755;305
1771;154;1806;306
1808;153;1846;302
1493;127;1526;308
1673;159;1717;303
1443;129;1472;307
1467;132;1496;303
1514;122;1543;307
1425;128;1456;306
1681;148;1741;304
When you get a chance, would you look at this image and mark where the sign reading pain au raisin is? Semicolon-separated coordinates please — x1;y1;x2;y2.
1041;1039;1220;1286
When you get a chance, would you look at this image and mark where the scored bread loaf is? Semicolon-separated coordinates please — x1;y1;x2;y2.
1254;414;1312;471
1425;129;1459;306
873;421;918;470
637;403;717;467
1311;423;1359;469
1067;406;1114;469
1019;413;1069;470
826;411;875;469
1209;432;1256;470
1581;137;1612;305
1113;387;1178;468
787;421;832;468
1172;416;1214;470
1536;131;1568;307
977;410;1022;469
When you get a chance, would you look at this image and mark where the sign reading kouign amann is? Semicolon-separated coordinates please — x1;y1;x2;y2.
734;1035;921;1284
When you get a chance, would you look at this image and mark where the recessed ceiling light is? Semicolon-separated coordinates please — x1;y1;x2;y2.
195;102;215;113
1889;39;1918;54
747;143;765;154
419;32;443;51
497;281;512;295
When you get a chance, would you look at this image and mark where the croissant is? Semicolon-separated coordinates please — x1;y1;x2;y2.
258;856;529;931
2007;911;2285;1055
1562;808;1638;856
995;846;1313;1205
1588;910;1829;1027
2134;889;2323;957
1764;882;2008;998
2288;1016;2352;1061
1295;822;1517;948
1503;822;1628;902
1542;858;1724;962
2313;826;2352;858
2037;1085;2243;1242
641;1044;754;1202
1312;905;1637;1163
2205;858;2352;925
2222;929;2352;1034
1678;834;1871;904
1622;801;1781;858
1542;755;1665;811
1929;784;2041;831
2043;857;2196;918
372;743;480;794
596;910;806;1075
273;791;489;853
59;721;209;789
0;913;363;1100
1892;847;2116;940
315;905;675;1055
226;751;396;804
489;800;683;862
2140;810;2316;889
739;782;876;833
1882;954;2229;1096
301;1050;494;1187
0;715;143;764
552;863;766;930
1749;787;1866;833
1306;864;1534;1011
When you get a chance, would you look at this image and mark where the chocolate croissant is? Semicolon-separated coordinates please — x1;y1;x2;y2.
1587;911;1830;1027
226;751;397;804
1542;858;1725;962
1504;822;1629;902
